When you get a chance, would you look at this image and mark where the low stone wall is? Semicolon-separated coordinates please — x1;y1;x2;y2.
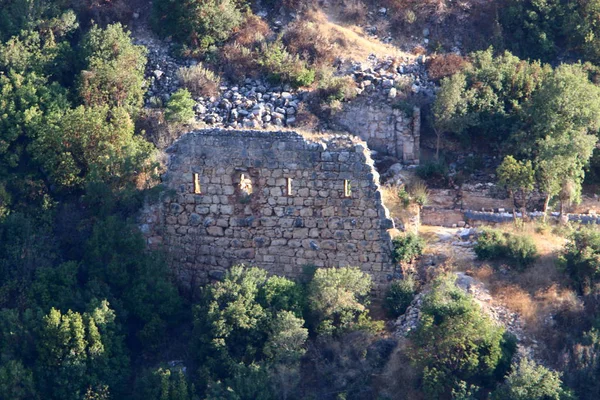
421;208;465;227
140;129;397;292
422;207;600;227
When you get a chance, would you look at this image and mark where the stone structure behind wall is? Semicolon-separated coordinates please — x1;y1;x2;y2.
333;97;420;164
140;129;397;292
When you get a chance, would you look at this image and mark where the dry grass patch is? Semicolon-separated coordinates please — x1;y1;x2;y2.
233;14;272;46
381;184;420;230
286;10;406;63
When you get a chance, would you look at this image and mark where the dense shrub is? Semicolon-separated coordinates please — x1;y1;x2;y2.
409;275;516;399
492;358;573;400
31;105;154;192
177;64;221;97
258;40;315;88
392;233;425;265
560;226;600;294
79;23;147;116
313;67;357;106
474;228;507;260
151;0;245;54
165;89;196;124
385;275;417;318
500;0;600;64
232;13;272;46
220;43;260;81
474;228;538;270
416;160;448;182
426;53;469;82
307;267;381;335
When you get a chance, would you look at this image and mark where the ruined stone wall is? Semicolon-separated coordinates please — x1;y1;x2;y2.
332;97;420;164
140;129;397;291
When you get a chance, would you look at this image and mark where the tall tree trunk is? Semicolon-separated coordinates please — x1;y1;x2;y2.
543;194;551;222
560;199;564;218
511;192;517;226
435;128;441;161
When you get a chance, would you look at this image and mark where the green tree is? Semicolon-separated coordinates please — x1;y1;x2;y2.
264;311;307;364
501;0;600;64
492;358;573;400
432;49;549;148
408;275;515;399
194;265;270;379
165;89;196;124
82;217;183;354
30;105;154;192
307;267;379;335
384;275;417;318
36;301;129;400
560;226;600;294
134;367;192;400
497;155;535;220
0;359;37;400
392;233;425;273
79;23;147;116
526;64;600;217
151;0;244;53
0;70;69;211
0;0;77;42
432;73;470;159
193;266;307;397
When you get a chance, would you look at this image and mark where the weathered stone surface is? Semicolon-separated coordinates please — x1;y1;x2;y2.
141;129;396;292
333;98;420;164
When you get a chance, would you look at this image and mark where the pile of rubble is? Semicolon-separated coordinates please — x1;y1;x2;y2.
138;28;436;131
191;81;307;128
349;54;436;100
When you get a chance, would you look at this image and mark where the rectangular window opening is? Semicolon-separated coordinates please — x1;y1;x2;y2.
193;173;201;194
344;180;352;197
287;177;293;196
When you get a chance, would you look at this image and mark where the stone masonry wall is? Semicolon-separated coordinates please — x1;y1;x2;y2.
140;129;397;292
333;97;420;164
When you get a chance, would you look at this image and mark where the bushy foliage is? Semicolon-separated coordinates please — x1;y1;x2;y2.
134;367;192;400
560;226;600;294
193;265;308;389
37;301;129;400
474;228;538;270
492;358;573;400
433;49;550;146
416;160;448;182
409;275;516;399
562;328;600;400
30;105;155;192
79;23;147;116
258;40;315;88
426;53;469;82
392;233;425;264
500;0;600;63
385;276;417;318
314;67;357;106
0;0;78;42
497;156;535;201
307;267;381;335
165;89;196;124
151;0;245;54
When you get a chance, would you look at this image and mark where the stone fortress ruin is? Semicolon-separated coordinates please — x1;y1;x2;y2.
140;128;400;292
